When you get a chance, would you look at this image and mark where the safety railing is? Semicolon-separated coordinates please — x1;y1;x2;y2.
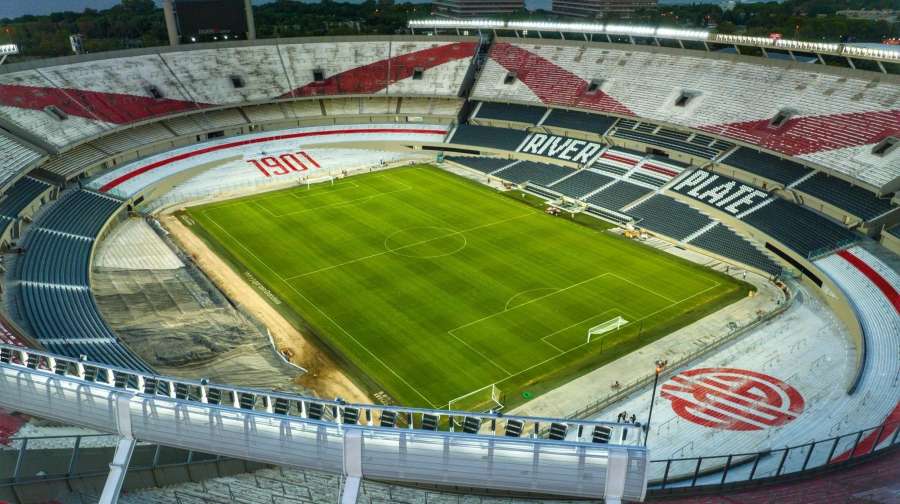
0;343;643;447
648;419;900;491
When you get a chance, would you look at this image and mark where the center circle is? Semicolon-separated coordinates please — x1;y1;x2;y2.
384;226;467;259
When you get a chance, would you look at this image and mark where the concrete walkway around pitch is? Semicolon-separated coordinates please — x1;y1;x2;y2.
510;236;788;420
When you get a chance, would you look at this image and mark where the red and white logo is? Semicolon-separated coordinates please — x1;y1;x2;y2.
246;150;320;178
661;368;804;431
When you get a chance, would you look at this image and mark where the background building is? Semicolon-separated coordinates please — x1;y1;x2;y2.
553;0;657;19
432;0;525;18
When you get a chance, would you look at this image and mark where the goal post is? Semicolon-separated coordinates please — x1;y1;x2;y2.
587;316;629;344
447;383;504;413
304;174;335;189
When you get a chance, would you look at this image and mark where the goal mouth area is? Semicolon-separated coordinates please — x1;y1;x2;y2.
587;316;629;343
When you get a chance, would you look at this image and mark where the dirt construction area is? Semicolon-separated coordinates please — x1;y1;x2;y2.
161;214;369;404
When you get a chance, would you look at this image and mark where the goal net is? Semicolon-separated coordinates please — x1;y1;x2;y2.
587;316;629;343
304;174;335;189
447;383;504;413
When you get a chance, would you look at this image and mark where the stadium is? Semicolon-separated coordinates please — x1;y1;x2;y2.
0;8;898;504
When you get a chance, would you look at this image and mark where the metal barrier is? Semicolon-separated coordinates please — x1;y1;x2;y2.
0;343;649;502
648;419;900;490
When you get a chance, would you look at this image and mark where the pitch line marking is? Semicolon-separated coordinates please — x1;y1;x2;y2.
283;211;537;281
448;273;612;334
456;279;724;400
608;272;677;304
201;213;439;408
383;226;468;259
504;287;560;311
448;331;513;377
539;308;621;352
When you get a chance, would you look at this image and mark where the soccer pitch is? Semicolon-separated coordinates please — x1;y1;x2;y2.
184;165;747;409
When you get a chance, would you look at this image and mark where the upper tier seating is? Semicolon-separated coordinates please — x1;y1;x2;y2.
689;224;781;275
473;41;900;190
794;172;894;221
722;147;812;186
585;181;652;210
17;190;152;372
0;39;477;148
542;109;616;135
474;101;546;124
548;169;613;198
449;125;527;151
628;195;713;241
493;160;573;186
445;156;511;174
743;199;858;258
0;134;43;190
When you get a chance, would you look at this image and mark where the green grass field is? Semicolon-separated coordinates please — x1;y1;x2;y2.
183;164;749;410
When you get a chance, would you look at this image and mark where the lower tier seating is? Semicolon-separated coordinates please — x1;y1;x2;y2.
475;101;546;124
449;125;527;151
795;172;894;221
445;156;510;174
548;170;613;198
743;199;858;258
628;195;713;241
722;147;811;186
690;224;781;275
0;176;51;238
585;181;653;211
16;190;153;372
543;109;616;135
493;161;573;186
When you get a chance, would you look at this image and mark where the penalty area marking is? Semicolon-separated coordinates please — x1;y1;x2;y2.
504;287;560;311
447;279;724;408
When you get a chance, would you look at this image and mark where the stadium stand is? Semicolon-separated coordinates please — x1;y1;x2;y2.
445;156;512;174
815;247;900;448
585;181;653;210
542;108;617;135
493;160;573;186
0;176;52;246
474;101;547;124
611;120;734;160
472;41;900;191
628;195;714;241
0;39;477;148
118;465;596;504
794;172;895;221
16;190;153;372
448;124;527;151
688;224;781;275
547;169;614;198
0;133;44;190
743;199;858;258
38;144;111;181
721;147;813;186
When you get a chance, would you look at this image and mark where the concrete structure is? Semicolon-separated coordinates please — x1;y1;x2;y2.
433;0;524;18
553;0;658;19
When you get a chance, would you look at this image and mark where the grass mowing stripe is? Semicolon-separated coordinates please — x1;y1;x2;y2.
185;164;750;408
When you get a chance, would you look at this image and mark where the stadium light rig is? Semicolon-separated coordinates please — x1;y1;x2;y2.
408;19;900;64
409;19;710;41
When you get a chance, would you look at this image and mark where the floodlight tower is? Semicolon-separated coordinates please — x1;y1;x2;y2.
0;44;19;66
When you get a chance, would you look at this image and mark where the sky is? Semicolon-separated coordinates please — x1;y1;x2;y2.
0;0;557;20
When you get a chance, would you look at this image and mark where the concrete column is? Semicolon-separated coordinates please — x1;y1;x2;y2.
163;0;179;46
244;0;257;40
